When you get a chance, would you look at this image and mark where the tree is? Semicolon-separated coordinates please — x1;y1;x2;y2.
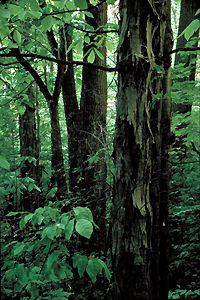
62;0;108;252
19;85;40;211
111;0;173;299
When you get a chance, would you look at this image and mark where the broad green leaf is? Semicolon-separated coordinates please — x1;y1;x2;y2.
8;4;23;16
41;16;53;31
85;11;94;18
0;155;10;170
61;215;70;226
14;243;25;256
29;0;40;11
0;8;10;18
24;213;34;224
75;219;93;239
74;0;88;10
87;49;95;63
179;19;200;41
73;207;93;222
73;254;88;278
106;40;115;52
42;225;56;240
97;259;111;281
184;19;200;41
86;258;102;283
13;30;22;44
47;251;60;270
65;219;74;240
93;47;104;60
47;207;58;220
26;11;42;19
66;1;76;10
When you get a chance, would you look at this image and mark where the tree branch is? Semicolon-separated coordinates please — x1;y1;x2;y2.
169;47;200;55
66;22;118;34
0;52;119;72
10;49;52;101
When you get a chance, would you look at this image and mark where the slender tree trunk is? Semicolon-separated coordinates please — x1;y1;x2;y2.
111;0;172;299
62;31;80;193
173;0;199;112
49;99;68;198
13;46;68;199
19;86;40;211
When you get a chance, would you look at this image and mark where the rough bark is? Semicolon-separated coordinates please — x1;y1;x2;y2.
111;0;172;299
79;0;107;252
19;86;40;211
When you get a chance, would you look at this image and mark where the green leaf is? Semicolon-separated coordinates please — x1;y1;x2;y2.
13;30;22;44
195;8;200;16
42;225;57;240
14;243;25;256
74;0;88;9
87;49;95;63
73;207;93;222
8;4;23;16
29;0;40;11
73;254;88;278
86;258;102;283
75;219;93;239
24;213;34;224
65;219;74;240
0;8;10;18
97;259;111;281
85;36;90;44
0;155;10;170
106;40;115;52
41;16;53;31
26;11;42;19
89;0;98;5
85;11;94;18
179;19;200;41
106;0;116;4
47;251;60;270
93;47;104;60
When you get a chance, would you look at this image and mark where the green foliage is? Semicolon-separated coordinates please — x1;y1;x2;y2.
1;206;110;299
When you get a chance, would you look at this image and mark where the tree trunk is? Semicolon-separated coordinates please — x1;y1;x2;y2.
111;0;172;299
62;31;80;193
49;99;68;198
19;86;40;211
62;2;107;252
79;0;107;252
173;0;199;113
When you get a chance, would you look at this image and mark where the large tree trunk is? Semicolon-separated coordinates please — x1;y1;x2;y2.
111;0;172;299
19;86;40;211
79;0;107;252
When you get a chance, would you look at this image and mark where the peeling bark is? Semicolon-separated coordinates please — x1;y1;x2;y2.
111;0;172;299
